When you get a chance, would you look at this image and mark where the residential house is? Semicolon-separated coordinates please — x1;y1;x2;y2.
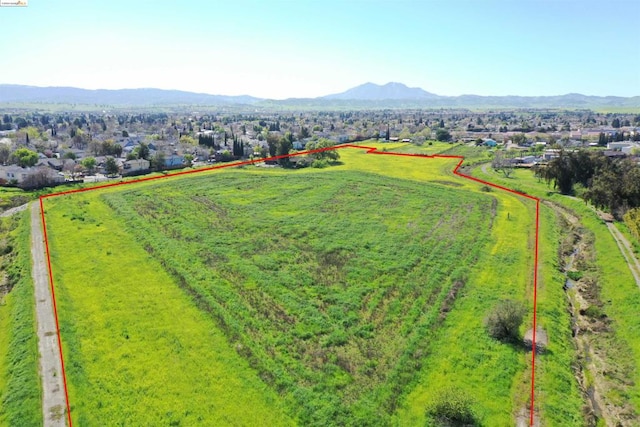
0;165;64;187
163;154;185;169
607;141;633;151
483;139;497;147
120;158;150;176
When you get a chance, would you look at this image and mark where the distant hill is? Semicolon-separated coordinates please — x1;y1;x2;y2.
0;85;261;106
0;83;638;110
323;82;440;100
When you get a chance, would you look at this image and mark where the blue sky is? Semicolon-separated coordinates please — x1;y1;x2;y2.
0;0;638;98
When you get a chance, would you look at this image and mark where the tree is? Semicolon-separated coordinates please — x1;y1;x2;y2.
491;151;515;178
122;130;129;137
435;129;451;142
183;153;194;166
425;387;478;426
485;299;526;343
299;126;310;139
511;133;527;146
150;152;166;171
612;118;621;128
0;145;10;165
81;157;97;174
536;150;575;194
20;167;60;190
133;142;150;160
13;148;38;168
306;139;340;163
105;157;119;176
277;133;293;166
266;133;279;157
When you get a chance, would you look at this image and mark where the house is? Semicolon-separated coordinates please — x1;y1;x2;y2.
607;141;633;151
483;139;497;147
163;154;185;169
121;158;150;175
622;144;640;155
0;165;64;187
603;150;626;158
542;149;561;161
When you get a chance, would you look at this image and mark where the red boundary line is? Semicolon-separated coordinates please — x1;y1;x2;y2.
38;144;539;426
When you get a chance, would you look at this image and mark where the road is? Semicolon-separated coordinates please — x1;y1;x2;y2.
30;202;68;426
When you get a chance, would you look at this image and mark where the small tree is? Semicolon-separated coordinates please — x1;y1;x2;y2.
105;157;119;176
485;299;526;343
81;157;97;174
436;129;451;142
13;148;38;168
491;151;515;178
425;387;478;426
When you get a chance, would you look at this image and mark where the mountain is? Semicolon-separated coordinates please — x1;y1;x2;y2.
323;82;440;100
0;85;261;106
0;83;638;109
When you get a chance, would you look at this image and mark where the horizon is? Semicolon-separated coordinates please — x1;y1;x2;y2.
0;0;639;99
1;81;639;100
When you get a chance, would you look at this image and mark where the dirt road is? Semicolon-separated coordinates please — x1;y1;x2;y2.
606;223;640;289
30;202;67;426
0;202;28;218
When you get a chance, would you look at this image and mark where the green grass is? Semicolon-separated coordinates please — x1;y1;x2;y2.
0;210;42;426
44;196;295;426
0;187;33;212
41;145;580;425
471;163;640;417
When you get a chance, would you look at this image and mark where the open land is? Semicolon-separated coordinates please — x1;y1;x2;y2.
39;145;559;425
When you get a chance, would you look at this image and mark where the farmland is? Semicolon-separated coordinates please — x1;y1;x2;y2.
41;145;582;425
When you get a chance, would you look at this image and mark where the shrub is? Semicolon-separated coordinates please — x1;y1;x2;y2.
311;159;328;168
485;299;525;343
567;270;583;281
425;387;478;426
583;305;605;319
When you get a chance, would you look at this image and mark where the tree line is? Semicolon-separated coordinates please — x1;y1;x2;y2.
536;150;640;218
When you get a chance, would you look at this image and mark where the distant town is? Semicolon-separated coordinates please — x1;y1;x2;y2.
0;106;638;189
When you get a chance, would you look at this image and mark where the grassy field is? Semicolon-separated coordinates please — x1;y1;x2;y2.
0;210;42;426
41;144;582;425
471;163;640;419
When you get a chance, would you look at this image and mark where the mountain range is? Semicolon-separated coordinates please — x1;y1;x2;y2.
1;82;638;109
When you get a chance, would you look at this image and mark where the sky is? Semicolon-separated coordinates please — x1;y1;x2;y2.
0;0;638;99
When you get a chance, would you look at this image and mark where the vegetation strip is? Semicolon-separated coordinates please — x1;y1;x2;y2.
39;144;542;426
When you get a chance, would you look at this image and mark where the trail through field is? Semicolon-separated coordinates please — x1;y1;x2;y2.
606;223;640;290
0;202;28;217
30;202;67;426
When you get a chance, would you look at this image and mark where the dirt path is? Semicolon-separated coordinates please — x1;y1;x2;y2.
31;202;68;426
606;223;640;289
0;202;28;218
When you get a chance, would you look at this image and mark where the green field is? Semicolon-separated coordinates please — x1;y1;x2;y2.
0;211;42;427
470;163;640;421
42;145;584;425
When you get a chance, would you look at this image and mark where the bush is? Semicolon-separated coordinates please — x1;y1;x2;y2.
311;159;328;168
567;270;583;281
583;305;605;319
425;387;478;426
485;299;525;343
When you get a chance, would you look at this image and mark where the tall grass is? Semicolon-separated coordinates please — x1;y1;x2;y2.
0;210;42;426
